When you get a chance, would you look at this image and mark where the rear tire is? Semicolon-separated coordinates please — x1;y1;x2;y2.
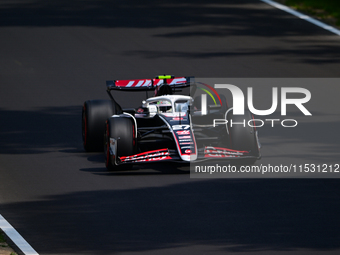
82;100;117;152
105;117;135;170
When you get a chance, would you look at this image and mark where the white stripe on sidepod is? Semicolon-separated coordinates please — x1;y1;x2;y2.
0;214;39;255
260;0;340;36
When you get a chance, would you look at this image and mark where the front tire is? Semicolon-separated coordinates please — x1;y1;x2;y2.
82;100;117;152
105;117;135;170
227;110;260;165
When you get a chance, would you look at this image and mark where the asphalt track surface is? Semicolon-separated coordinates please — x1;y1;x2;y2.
0;0;340;254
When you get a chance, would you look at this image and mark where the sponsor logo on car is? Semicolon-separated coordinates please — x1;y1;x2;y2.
181;146;193;149
204;146;249;158
172;117;184;121
172;125;190;130
176;130;190;135
179;135;191;139
120;149;171;162
164;113;187;117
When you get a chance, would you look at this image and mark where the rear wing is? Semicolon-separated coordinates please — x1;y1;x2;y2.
106;76;194;91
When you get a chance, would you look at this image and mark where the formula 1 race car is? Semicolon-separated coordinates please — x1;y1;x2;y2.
82;75;261;170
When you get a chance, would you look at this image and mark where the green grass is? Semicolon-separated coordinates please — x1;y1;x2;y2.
1;231;18;254
282;0;340;26
0;230;7;245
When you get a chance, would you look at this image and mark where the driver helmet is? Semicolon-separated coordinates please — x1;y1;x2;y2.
157;100;172;113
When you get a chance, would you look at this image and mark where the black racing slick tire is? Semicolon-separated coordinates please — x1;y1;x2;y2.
227;110;260;165
105;117;135;170
82;100;117;152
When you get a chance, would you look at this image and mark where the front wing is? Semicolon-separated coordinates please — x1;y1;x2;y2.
109;126;260;166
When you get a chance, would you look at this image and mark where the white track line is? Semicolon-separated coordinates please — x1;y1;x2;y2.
260;0;340;36
0;214;39;255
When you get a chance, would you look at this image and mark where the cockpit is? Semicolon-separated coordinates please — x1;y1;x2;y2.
135;95;192;117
